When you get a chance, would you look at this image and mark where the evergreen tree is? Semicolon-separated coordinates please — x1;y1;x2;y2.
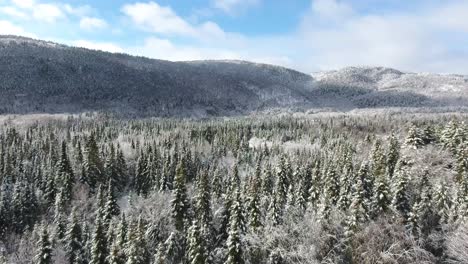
65;209;85;264
434;181;452;225
405;124;424;149
225;186;245;264
194;170;212;230
107;239;125;264
325;167;340;205
53;188;67;240
371;172;391;218
34;224;53;264
134;151;151;196
391;165;411;221
187;220;208;264
171;160;190;232
56;141;74;203
247;165;262;230
90;217;108;264
103;180;120;226
125;218;149;264
386;133;400;178
83;134;104;189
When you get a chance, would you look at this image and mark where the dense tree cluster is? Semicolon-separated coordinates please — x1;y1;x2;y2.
0;113;468;263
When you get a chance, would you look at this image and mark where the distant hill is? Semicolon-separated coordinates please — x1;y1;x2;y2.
0;35;467;116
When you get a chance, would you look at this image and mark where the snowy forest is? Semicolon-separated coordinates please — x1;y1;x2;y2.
1;112;468;264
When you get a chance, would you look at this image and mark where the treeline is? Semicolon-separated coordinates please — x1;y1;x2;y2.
0;114;468;263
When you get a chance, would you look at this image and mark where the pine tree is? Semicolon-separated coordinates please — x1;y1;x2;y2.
54;188;67;240
261;163;274;195
347;172;368;231
325;167;340;205
105;144;127;192
391;165;411;221
187;220;208;264
211;167;224;199
125;218;149;264
0;185;12;236
307;165;321;211
408;176;434;237
225;186;244;264
103;180;120;227
434;181;452;225
34;224;53;264
171;160;190;232
247;166;262;230
275;155;290;209
194;170;212;230
297;163;313;211
405;124;424;149
44;170;56;205
65;209;85;264
371;140;386;178
83;134;104;189
386;133;400;178
90;217;108;264
163;232;184;264
134;151;151;196
107;239;125;264
56;141;74;203
371;172;391;218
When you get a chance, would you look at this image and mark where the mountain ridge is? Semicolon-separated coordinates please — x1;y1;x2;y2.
0;35;467;116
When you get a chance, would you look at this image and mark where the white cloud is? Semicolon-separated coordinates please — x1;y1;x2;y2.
129;37;240;61
122;2;195;36
11;0;35;9
293;0;468;73
80;17;108;31
63;4;93;17
0;6;28;19
0;20;35;37
311;0;353;21
32;3;64;23
8;0;66;23
213;0;260;15
127;36;292;68
73;40;124;53
121;1;228;40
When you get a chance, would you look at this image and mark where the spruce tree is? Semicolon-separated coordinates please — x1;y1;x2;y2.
225;186;244;264
65;210;85;264
405;124;424;149
34;224;53;264
125;218;149;264
83;134;104;189
53;188;67;240
56;141;74;203
391;165;411;221
325;167;340;205
434;181;452;225
386;133;400;178
371;172;391;218
247;166;262;230
187;220;208;264
171;160;190;232
103;180;120;227
90;217;108;264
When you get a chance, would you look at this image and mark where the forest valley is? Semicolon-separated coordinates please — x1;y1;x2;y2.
0;112;468;264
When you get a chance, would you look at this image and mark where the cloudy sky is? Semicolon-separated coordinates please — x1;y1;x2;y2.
1;0;468;74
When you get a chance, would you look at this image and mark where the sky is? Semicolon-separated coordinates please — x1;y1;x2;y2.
1;0;468;74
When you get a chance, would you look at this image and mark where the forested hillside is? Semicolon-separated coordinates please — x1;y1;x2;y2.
1;36;468;117
1;112;468;263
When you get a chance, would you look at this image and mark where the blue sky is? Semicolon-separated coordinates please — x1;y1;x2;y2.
1;0;468;74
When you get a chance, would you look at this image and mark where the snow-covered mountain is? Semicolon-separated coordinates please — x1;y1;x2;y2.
312;66;468;100
0;36;467;116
